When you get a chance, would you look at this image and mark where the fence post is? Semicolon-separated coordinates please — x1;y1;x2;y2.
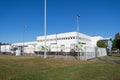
95;47;98;58
84;47;87;60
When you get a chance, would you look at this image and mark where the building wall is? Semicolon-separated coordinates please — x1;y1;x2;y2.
36;32;92;52
1;32;108;59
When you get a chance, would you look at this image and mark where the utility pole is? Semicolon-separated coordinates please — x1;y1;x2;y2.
0;42;1;53
55;33;58;58
77;14;80;60
22;25;26;56
44;0;47;58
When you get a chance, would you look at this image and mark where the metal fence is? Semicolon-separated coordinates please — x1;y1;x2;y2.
1;45;108;60
34;46;107;60
79;46;107;60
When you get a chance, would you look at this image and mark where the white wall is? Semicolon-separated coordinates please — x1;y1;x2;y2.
91;36;104;47
97;48;107;57
36;32;92;52
1;45;11;53
24;45;35;54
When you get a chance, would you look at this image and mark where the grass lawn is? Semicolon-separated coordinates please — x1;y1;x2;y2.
0;54;120;80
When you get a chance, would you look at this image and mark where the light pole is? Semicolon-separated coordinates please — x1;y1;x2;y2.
55;33;58;58
77;14;80;60
77;14;80;34
44;0;47;58
22;25;26;56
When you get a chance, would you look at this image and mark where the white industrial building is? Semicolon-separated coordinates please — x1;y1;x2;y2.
0;31;111;60
36;32;92;52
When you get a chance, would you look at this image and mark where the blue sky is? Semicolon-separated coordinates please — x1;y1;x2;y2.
0;0;120;43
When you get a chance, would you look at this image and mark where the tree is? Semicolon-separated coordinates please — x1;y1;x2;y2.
112;33;120;50
76;42;84;52
97;40;108;48
41;46;49;52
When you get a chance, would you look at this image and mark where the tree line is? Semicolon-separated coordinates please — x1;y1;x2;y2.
0;42;10;45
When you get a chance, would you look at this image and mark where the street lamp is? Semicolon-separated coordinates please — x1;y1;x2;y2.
77;14;80;34
44;0;47;58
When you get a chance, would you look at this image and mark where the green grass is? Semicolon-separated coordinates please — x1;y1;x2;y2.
0;54;120;80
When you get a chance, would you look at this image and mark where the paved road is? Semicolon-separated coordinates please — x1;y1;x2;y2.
97;57;120;64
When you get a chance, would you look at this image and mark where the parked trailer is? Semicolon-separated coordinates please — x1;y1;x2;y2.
1;45;22;56
1;45;11;54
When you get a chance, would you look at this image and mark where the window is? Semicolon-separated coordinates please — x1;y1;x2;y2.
73;37;75;39
37;40;40;42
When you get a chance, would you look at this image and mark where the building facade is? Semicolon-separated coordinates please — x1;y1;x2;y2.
1;32;111;60
36;32;92;52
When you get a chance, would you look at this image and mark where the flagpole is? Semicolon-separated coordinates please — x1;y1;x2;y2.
44;0;47;58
